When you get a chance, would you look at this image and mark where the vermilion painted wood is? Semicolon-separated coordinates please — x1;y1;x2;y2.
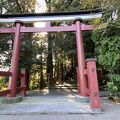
16;87;21;93
0;71;12;76
86;88;90;95
86;59;100;109
0;90;10;96
20;73;25;77
20;69;26;96
0;71;24;77
75;21;87;96
8;22;23;97
0;24;94;33
0;70;26;96
16;87;26;93
0;28;15;33
76;67;81;94
81;24;95;30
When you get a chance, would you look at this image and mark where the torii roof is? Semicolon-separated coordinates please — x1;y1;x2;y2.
0;9;102;23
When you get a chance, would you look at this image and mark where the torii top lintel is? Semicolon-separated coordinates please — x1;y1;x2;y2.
0;9;102;23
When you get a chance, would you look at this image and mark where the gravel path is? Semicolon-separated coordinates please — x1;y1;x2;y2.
0;87;120;120
0;97;120;120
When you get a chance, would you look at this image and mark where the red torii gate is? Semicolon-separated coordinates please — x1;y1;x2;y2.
0;10;102;112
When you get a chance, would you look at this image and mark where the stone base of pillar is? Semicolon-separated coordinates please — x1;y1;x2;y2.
0;96;22;104
90;108;101;113
75;95;89;103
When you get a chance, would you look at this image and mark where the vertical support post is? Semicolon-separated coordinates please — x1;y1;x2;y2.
76;67;80;94
75;20;87;96
21;69;26;96
8;21;23;97
86;59;100;110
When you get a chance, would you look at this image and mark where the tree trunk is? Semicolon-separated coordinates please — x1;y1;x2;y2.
39;53;44;90
25;32;32;90
47;33;54;86
60;61;64;83
56;62;59;81
0;0;3;14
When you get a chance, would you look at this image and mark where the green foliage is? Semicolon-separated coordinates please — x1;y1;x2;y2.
92;22;120;73
0;77;8;89
1;0;35;14
107;74;120;97
46;0;101;13
0;34;12;67
79;0;101;10
83;31;95;58
92;20;120;96
101;0;120;22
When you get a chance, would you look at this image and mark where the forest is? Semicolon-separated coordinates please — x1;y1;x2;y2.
0;0;119;100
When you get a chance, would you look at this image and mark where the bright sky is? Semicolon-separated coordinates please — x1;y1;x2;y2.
34;0;47;27
35;0;47;13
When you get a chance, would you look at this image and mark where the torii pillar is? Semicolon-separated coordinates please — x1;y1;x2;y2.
75;20;87;96
8;21;23;97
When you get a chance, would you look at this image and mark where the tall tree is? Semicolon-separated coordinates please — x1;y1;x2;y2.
45;0;54;86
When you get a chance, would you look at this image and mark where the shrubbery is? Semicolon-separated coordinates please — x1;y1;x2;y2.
92;21;120;98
